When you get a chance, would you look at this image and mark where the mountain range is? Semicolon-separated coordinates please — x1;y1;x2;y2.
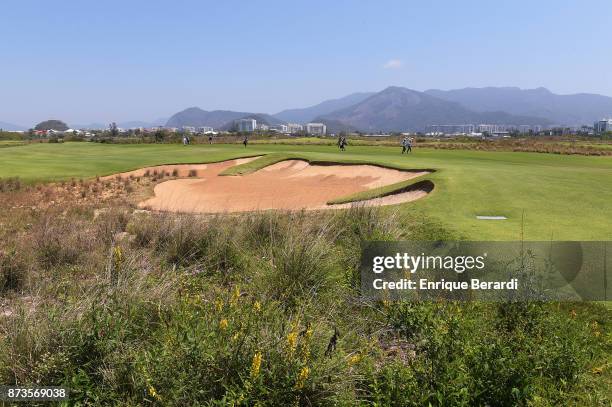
0;121;26;131
165;108;284;130
73;119;168;130
4;86;612;133
165;87;612;132
424;87;612;126
314;87;550;132
274;92;375;123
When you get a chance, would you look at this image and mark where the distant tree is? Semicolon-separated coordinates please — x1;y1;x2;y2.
34;120;68;131
154;130;165;143
109;122;118;137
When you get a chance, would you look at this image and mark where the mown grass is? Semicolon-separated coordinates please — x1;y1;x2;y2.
1;142;612;240
0;193;609;405
0;140;26;148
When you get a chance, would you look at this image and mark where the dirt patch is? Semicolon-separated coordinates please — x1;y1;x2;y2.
121;158;431;213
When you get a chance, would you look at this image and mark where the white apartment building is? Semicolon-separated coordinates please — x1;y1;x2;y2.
236;118;257;132
287;123;303;133
197;126;214;133
306;122;327;135
594;118;612;133
270;124;289;133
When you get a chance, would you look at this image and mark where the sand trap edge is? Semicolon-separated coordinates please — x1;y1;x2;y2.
220;154;436;177
99;155;264;180
327;178;435;205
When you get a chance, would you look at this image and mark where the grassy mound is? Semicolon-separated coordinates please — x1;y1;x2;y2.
327;179;434;205
219;153;301;175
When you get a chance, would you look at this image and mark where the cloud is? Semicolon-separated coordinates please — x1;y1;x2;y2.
383;59;403;69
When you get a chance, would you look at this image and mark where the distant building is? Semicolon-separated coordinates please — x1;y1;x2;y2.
594;118;612;134
182;126;196;133
236;118;256;132
197;126;214;133
306;122;327;135
427;124;475;134
257;123;269;131
287;123;303;133
270;124;289;133
477;124;498;133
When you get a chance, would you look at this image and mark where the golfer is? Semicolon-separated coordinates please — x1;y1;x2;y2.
407;137;413;153
339;136;347;151
243;135;249;148
401;136;408;154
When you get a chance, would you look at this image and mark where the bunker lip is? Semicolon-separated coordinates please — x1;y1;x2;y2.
100;156;263;180
105;157;433;213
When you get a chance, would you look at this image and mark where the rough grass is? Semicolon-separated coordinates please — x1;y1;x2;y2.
0;184;610;405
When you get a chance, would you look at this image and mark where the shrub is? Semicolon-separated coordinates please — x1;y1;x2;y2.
31;213;87;268
0;249;27;292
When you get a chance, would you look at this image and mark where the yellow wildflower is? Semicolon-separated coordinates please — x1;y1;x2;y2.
250;351;263;379
348;354;361;366
112;246;123;270
253;301;262;312
287;331;298;354
230;285;240;305
215;298;224;312
591;321;601;337
304;324;313;341
295;366;310;389
148;384;162;401
219;318;229;331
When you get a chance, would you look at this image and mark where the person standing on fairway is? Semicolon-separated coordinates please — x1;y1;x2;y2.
339;135;347;151
243;135;249;148
208;134;213;144
401;136;408;154
407;137;413;153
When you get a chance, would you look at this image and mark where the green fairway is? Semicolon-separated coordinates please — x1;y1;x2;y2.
1;142;611;240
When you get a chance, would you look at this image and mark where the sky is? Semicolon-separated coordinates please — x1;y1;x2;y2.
2;0;611;126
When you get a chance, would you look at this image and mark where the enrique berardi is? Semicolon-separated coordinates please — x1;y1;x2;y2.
372;277;519;291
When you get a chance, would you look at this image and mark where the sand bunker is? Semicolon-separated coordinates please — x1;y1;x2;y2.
109;158;432;213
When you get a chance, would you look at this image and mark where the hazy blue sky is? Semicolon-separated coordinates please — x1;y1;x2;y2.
2;0;611;126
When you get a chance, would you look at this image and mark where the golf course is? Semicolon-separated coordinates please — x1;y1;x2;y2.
1;141;611;240
1;140;610;405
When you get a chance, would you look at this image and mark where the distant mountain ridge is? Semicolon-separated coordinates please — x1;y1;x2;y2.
274;92;375;123
0;121;26;131
316;86;550;132
15;85;608;134
166;107;285;129
166;107;282;128
424;87;612;126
